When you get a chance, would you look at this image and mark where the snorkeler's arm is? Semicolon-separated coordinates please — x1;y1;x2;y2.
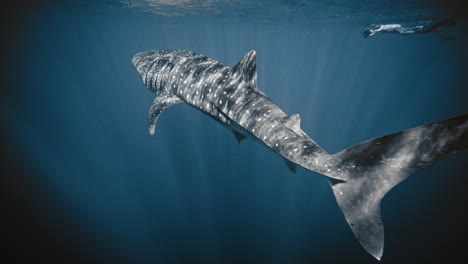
362;29;372;38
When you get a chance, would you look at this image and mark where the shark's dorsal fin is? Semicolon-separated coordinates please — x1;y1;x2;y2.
233;50;264;95
283;114;305;137
148;93;182;135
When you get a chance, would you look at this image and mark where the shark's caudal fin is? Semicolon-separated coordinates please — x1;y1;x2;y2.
328;114;468;260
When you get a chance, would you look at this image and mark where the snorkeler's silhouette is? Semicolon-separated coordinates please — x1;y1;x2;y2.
363;19;456;40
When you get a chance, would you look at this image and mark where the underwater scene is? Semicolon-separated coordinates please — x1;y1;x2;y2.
2;0;468;263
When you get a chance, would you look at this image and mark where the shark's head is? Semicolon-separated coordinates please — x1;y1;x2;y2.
133;49;198;93
132;51;164;93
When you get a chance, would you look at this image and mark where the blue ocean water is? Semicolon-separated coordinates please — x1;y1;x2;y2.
2;1;468;263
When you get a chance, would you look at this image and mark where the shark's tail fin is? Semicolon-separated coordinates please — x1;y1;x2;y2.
328;114;468;260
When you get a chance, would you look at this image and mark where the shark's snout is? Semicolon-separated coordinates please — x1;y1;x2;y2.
131;52;143;67
132;52;151;83
132;51;167;89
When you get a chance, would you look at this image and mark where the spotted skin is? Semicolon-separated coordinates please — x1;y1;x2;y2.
132;49;468;261
133;49;336;179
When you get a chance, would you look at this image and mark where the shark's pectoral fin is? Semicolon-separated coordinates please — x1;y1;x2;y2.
284;159;297;174
232;131;247;143
283;114;306;137
233;49;265;96
148;94;182;135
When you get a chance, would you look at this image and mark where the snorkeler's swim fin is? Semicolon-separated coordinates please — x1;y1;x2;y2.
329;114;468;260
434;29;456;40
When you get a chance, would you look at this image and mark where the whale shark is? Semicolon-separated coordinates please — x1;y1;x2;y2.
132;49;468;260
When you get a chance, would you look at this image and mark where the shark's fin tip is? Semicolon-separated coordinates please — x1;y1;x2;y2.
232;130;247;143
284;159;297;173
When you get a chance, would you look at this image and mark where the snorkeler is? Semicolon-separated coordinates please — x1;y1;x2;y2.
363;19;456;40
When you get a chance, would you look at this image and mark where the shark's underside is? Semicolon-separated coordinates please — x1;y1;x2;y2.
132;49;468;260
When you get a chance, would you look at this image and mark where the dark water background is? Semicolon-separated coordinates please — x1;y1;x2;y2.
2;0;468;263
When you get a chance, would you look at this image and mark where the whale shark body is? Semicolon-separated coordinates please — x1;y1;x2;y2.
132;49;468;260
